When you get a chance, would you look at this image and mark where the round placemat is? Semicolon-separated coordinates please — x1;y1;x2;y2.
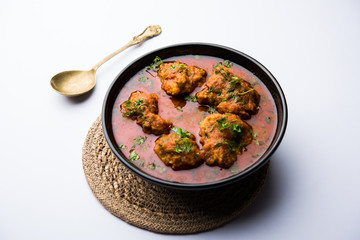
82;116;269;234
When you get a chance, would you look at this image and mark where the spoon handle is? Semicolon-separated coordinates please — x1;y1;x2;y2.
91;25;162;71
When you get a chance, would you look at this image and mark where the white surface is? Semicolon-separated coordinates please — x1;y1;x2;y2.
1;0;359;239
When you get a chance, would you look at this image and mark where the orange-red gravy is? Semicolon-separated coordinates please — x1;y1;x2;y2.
112;55;277;184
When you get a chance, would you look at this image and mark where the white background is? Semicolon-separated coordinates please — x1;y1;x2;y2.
1;0;359;239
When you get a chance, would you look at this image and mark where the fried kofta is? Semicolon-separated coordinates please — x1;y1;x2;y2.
196;65;260;119
154;127;204;170
157;61;207;96
199;113;253;168
120;91;172;135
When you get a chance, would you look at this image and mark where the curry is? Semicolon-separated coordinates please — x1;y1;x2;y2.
111;55;277;184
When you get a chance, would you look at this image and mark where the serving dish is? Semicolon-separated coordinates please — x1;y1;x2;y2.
102;43;287;190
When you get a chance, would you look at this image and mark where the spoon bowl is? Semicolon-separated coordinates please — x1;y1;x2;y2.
50;69;96;96
50;25;161;97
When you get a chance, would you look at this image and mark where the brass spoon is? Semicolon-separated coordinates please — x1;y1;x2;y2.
50;25;162;97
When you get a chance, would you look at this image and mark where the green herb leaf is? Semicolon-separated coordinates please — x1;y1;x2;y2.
225;141;237;151
207;87;214;93
230;78;241;87
217;117;230;131
207;107;215;114
254;139;259;145
124;100;132;109
118;144;126;150
146;56;163;71
184;95;197;102
172;127;191;138
138;159;145;167
176;106;183;112
134;98;144;106
224;60;233;68
139;77;146;82
250;129;258;137
213;62;222;68
170;63;186;71
217;68;230;81
230;123;242;138
129;150;140;162
238;88;255;96
132;136;147;148
148;162;156;170
174;138;193;153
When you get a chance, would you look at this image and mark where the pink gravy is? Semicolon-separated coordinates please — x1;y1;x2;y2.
111;55;277;184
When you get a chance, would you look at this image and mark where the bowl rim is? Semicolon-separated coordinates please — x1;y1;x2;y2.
102;42;288;190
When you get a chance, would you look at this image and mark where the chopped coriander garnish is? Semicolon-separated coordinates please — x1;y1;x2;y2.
172;127;191;138
207;107;216;114
254;139;259;145
213;62;222;68
206;87;222;95
148;162;156;170
250;129;258;137
184;95;197;102
129;150;140;162
123;100;134;116
132;136;147;148
174;138;193;153
207;87;214;93
118;144;126;150
217;117;230;131
124;100;132;109
139;77;146;82
170;63;186;71
123;98;146;116
176;106;183;112
171;127;193;153
230;78;241;87
146;56;163;71
134;98;144;106
138;159;145;167
224;60;233;68
238;88;255;96
252;153;260;158
217;68;230;80
230;123;242;138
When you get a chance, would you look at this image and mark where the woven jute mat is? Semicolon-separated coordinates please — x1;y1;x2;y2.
82;116;269;234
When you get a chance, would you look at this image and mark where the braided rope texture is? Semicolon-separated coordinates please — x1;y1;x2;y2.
82;116;269;234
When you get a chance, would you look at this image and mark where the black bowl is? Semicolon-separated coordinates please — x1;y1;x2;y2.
102;43;287;191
